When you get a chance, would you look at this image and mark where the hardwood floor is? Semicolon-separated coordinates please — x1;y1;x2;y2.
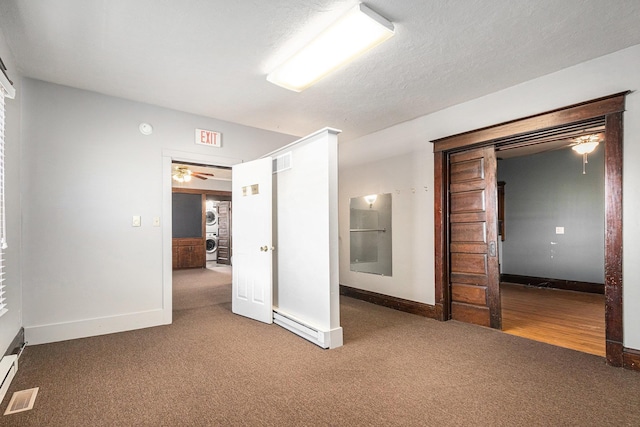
501;282;605;357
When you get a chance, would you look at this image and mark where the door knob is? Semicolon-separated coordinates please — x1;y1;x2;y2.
260;246;268;252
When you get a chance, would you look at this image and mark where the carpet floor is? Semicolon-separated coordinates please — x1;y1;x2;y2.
2;268;640;426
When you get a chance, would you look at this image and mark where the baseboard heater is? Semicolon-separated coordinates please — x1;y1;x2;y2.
273;310;329;349
0;354;18;403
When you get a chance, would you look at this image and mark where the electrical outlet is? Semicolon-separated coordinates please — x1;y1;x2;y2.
132;216;141;227
153;217;161;227
555;226;564;234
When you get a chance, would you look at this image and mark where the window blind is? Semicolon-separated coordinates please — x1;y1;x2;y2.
0;61;14;317
0;87;7;316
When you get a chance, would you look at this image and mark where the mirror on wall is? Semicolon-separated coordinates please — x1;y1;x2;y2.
350;193;392;276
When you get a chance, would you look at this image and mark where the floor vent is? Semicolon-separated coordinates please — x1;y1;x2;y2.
4;387;38;415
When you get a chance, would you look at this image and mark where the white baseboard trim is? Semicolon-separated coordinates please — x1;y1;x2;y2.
24;309;168;345
326;326;344;349
273;309;343;349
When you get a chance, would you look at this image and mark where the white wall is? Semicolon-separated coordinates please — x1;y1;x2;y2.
0;28;22;353
339;44;640;350
271;129;342;348
339;151;433;304
21;79;295;344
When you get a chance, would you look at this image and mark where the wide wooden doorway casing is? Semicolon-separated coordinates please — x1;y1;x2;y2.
432;92;626;367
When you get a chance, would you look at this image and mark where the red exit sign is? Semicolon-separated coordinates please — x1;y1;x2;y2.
195;128;221;148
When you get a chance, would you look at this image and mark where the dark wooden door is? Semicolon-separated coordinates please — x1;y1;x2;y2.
217;201;231;265
449;146;501;329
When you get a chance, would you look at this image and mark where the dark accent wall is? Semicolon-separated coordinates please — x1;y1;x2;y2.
172;193;202;238
497;146;604;283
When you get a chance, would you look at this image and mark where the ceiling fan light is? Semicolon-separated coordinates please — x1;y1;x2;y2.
572;141;599;155
172;166;194;183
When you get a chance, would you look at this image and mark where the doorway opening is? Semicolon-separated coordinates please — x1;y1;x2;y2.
432;92;626;366
496;139;606;357
170;162;233;314
162;152;240;324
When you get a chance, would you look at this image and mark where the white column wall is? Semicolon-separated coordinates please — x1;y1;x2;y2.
270;129;342;347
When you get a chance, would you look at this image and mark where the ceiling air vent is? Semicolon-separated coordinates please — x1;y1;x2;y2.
273;152;292;174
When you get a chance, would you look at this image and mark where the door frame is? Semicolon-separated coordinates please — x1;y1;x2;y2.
161;150;242;325
432;92;627;366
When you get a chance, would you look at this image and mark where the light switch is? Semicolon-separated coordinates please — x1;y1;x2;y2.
555;226;564;234
153;217;161;227
132;216;141;227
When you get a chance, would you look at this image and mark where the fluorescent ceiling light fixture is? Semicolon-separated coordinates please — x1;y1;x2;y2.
267;3;395;92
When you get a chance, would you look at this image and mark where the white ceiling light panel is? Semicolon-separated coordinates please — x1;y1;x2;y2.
267;3;395;92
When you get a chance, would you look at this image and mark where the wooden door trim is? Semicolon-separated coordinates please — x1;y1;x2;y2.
432;92;627;152
433;151;449;320
432;92;627;366
604;111;624;366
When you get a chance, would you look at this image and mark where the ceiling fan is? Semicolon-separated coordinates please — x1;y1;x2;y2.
172;166;214;183
569;132;603;153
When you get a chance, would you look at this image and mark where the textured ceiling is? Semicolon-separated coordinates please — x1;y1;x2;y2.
1;0;640;143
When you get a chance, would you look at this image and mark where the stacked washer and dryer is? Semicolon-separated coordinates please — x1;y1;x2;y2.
205;199;219;262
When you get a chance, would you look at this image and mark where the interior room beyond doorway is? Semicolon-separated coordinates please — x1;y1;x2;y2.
171;162;232;271
496;136;606;356
170;162;233;318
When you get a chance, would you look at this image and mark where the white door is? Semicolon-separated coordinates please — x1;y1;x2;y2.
231;157;273;324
